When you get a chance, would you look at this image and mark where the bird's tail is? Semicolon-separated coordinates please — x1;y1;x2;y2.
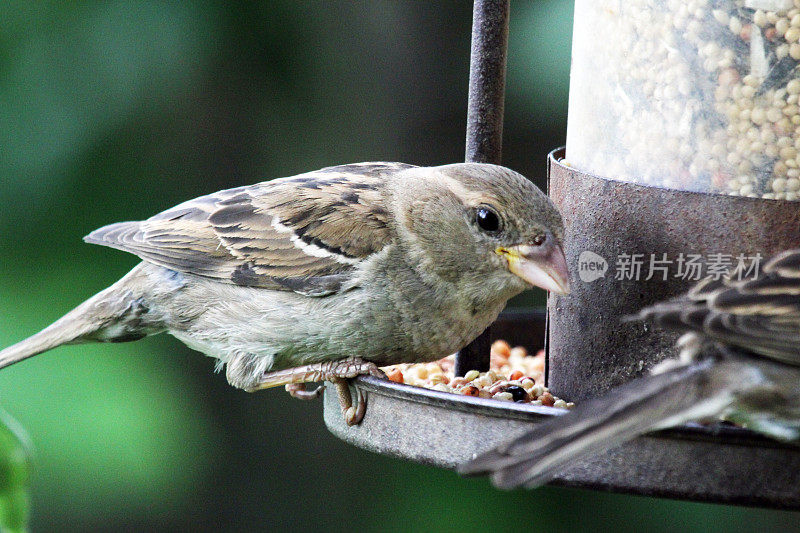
458;356;750;489
0;266;154;370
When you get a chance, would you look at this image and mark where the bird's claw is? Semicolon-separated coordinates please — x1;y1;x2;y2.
321;358;382;425
332;377;368;426
285;383;323;400
255;357;384;425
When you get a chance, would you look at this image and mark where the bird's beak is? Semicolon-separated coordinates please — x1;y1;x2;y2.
496;243;570;295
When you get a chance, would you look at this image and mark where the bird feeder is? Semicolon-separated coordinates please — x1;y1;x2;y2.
550;0;800;399
324;0;800;508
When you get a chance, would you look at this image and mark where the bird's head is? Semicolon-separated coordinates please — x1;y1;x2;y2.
388;163;570;300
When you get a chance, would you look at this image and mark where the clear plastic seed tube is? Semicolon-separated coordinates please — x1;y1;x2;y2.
566;0;800;200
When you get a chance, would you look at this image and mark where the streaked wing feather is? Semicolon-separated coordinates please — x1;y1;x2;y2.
639;249;800;366
84;163;414;295
459;359;721;488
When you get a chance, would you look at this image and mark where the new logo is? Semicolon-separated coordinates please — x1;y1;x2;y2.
577;251;608;283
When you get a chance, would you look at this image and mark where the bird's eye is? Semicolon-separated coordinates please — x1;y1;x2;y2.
531;234;546;246
476;206;501;232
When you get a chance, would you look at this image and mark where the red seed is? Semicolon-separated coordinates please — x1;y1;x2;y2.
387;368;404;383
711;171;728;188
509;370;524;381
491;339;511;362
540;392;555;407
461;386;480;397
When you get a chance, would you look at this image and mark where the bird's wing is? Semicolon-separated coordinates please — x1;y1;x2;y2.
84;162;415;296
458;357;734;489
637;249;800;366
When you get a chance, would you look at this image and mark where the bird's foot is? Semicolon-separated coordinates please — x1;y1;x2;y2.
254;357;386;425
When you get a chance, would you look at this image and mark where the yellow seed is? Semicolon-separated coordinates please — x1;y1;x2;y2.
751;107;767;124
768;11;780;25
743;74;759;87
738;161;753;174
475;376;491;388
781;146;798;160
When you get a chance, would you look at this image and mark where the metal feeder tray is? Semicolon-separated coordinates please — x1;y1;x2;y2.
324;310;800;510
324;0;800;510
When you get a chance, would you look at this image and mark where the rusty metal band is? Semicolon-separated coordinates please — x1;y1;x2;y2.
546;147;800;400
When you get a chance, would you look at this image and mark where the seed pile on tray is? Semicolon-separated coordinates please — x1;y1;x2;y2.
381;340;574;408
566;0;800;200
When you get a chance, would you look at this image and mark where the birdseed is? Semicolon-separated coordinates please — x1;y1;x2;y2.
381;340;574;408
566;0;800;200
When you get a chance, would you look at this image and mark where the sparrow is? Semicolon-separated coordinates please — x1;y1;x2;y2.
0;162;569;425
459;249;800;488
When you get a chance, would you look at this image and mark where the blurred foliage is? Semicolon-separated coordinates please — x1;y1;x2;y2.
0;1;797;531
0;410;30;533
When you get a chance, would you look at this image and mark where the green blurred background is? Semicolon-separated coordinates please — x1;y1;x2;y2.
0;1;798;531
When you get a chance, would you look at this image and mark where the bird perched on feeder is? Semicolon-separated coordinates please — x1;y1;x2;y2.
0;162;569;425
459;249;800;488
